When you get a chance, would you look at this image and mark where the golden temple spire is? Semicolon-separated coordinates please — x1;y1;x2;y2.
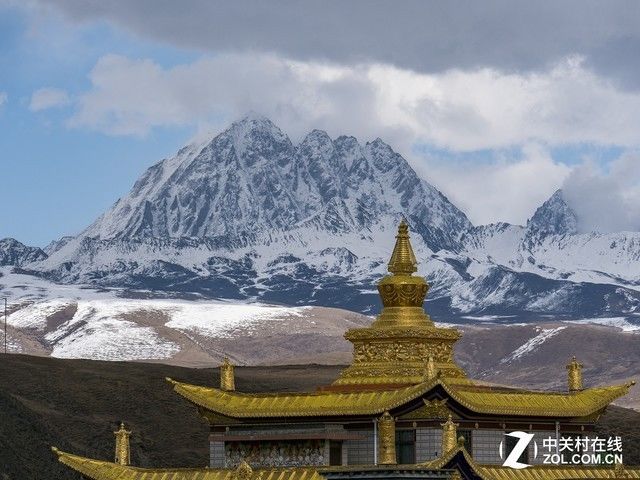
332;219;466;386
114;422;131;466
387;219;418;276
377;411;397;465
567;356;583;392
441;414;459;454
220;357;236;391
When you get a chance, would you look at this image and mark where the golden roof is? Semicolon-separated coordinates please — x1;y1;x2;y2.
168;378;432;417
54;448;640;480
53;448;322;480
477;465;640;480
445;381;633;417
422;444;640;480
169;376;633;419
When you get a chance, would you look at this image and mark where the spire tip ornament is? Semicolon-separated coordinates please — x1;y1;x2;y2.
114;422;132;466
566;355;583;392
220;357;236;391
387;219;418;276
441;414;459;454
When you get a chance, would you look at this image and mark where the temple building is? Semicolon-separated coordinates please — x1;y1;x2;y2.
54;221;639;479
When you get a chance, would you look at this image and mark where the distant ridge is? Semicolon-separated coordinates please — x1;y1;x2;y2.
5;114;638;318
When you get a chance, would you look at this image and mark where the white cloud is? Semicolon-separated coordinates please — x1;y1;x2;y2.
413;144;572;226
29;87;70;111
562;154;640;233
70;53;640;153
65;53;640;229
0;92;7;107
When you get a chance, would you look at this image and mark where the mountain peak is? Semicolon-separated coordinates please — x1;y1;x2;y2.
224;113;288;142
0;237;47;266
526;189;578;237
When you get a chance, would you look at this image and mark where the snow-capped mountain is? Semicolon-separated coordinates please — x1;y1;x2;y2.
17;115;640;319
0;238;47;267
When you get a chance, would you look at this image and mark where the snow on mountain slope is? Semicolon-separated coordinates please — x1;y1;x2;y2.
74;114;470;248
0;238;47;266
461;190;640;291
0;266;370;364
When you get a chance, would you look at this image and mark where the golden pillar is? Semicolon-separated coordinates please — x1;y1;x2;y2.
378;411;397;465
220;357;236;391
566;356;583;391
114;422;131;466
441;414;459;454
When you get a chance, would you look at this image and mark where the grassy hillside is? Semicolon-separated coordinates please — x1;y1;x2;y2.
0;354;637;479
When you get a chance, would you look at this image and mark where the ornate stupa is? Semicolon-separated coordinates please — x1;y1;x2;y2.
53;220;637;480
332;219;465;386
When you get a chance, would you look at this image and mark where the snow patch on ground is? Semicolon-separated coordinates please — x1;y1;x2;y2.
563;317;640;332
461;315;516;322
0;333;22;353
165;303;312;337
7;299;70;330
2;267;320;360
500;326;567;364
48;317;179;361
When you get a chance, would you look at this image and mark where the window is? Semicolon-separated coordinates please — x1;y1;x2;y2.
396;430;416;464
329;441;342;466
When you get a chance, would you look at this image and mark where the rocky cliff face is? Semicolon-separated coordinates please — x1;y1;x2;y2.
16;114;640;319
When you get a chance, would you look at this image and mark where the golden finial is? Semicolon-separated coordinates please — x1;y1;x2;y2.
233;460;253;480
377;411;397;465
114;422;132;466
566;356;583;392
220;357;236;391
387;219;418;276
441;414;459;454
426;356;437;379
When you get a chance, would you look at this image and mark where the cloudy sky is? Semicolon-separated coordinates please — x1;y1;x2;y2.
2;1;640;245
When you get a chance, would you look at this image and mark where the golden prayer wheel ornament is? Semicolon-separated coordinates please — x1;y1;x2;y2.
377;411;397;465
441;414;459;454
114;422;131;466
566;356;583;392
426;355;437;379
220;357;236;391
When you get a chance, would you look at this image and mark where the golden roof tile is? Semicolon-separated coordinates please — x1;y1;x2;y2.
169;376;632;419
53;448;323;480
168;377;435;418
55;448;640;480
420;445;640;479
